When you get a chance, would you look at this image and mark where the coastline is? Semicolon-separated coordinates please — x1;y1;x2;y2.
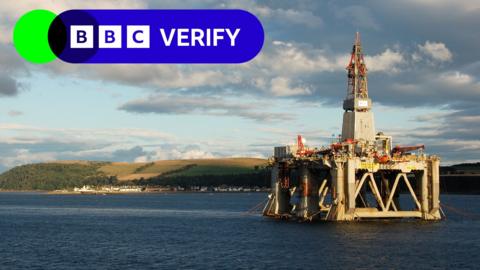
0;189;269;195
0;189;46;193
1;189;478;195
45;189;271;195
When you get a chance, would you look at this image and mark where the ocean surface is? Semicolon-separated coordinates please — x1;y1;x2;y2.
0;192;479;270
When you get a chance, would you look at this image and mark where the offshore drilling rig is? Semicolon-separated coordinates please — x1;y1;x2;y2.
263;33;442;221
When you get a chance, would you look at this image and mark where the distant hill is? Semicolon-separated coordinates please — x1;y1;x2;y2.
0;158;268;191
440;162;480;175
0;162;115;190
100;158;266;181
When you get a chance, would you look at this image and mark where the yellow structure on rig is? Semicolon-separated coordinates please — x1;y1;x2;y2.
263;33;442;221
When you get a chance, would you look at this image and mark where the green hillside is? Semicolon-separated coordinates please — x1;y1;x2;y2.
0;158;268;190
0;162;115;190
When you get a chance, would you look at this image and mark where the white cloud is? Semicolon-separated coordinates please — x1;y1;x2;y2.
262;41;405;76
272;8;323;28
454;115;480;123
404;0;480;12
133;156;149;163
418;41;453;62
439;71;474;86
0;149;57;167
134;148;215;162
270;77;311;97
231;3;323;28
365;49;404;72
260;41;346;74
171;149;215;159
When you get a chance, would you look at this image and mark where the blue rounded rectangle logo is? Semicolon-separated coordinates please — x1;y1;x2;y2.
46;9;265;64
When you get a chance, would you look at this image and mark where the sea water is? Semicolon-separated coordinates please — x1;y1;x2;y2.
0;192;478;269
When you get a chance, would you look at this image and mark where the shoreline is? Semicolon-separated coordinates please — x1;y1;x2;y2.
0;189;270;195
45;190;270;195
1;190;479;195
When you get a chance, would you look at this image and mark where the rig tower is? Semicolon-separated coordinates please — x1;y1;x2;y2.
263;33;442;221
342;32;375;142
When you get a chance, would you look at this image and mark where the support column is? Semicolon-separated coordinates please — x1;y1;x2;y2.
328;161;345;220
346;158;356;212
420;169;429;219
430;159;441;219
272;163;291;216
297;166;319;220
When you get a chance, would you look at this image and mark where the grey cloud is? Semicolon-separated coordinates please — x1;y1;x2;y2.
420;104;480;142
0;45;28;97
0;45;27;72
110;146;148;162
428;144;480;164
334;5;380;30
412;112;447;123
0;139;102;154
368;0;479;65
119;94;295;122
0;141;150;170
0;125;176;170
0;74;20;96
7;110;23;117
303;68;480;109
0;139;107;170
381;102;480;163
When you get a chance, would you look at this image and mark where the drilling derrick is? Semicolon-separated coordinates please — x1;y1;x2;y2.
263;33;442;222
342;32;375;142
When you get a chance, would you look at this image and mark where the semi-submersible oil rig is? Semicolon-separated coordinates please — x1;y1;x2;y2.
263;33;442;221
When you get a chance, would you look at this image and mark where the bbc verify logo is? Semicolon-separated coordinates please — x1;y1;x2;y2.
14;9;264;64
71;25;241;49
71;25;151;48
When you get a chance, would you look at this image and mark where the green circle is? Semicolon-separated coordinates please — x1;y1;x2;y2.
13;9;57;64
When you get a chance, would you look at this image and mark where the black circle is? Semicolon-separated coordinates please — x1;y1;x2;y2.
48;15;67;56
47;10;99;63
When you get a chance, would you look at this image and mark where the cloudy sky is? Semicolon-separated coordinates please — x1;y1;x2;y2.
0;0;479;171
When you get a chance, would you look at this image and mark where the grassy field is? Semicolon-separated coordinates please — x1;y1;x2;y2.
97;158;267;181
